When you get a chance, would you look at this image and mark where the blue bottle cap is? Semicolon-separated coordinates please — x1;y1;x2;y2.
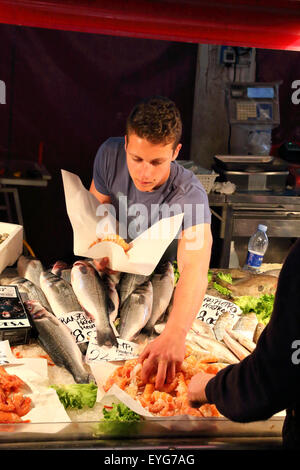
258;224;267;232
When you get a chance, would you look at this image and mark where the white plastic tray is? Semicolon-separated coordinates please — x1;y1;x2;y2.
0;222;23;274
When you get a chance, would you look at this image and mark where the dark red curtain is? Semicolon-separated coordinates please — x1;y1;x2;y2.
0;0;299;51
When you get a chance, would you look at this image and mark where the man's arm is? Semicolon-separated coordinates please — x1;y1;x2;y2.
139;223;212;389
89;179;111;204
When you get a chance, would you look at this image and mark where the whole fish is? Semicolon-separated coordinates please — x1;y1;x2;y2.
17;255;44;288
222;330;250;361
213;312;236;341
118;281;153;341
225;328;256;353
219;274;278;297
143;262;174;333
40;270;82;318
253;322;265;343
71;261;118;347
119;273;151;307
8;276;53;313
191;318;216;339
185;331;239;364
25;300;93;384
233;312;258;341
0;268;19;285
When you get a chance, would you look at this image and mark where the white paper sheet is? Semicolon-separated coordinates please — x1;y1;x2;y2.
61;169;184;275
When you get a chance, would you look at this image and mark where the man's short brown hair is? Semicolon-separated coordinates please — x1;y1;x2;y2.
126;96;182;150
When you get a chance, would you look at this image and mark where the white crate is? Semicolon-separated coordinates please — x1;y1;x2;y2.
0;222;23;274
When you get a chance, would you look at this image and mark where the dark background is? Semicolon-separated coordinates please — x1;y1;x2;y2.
0;24;299;267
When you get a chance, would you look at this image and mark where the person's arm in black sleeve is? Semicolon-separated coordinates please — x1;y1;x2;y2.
201;239;300;422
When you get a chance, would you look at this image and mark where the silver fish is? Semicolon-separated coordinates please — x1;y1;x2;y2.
225;328;256;352
17;255;44;288
185;331;239;364
191;318;216;339
233;312;258;341
40;270;82;318
213;312;236;341
25;300;93;384
222;330;250;361
8;276;53;313
0;268;19;285
71;261;118;347
118;281;153;341
119;273;151;307
143;262;174;333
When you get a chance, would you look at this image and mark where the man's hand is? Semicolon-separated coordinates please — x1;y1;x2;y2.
138;330;186;390
92;257;118;275
187;371;215;408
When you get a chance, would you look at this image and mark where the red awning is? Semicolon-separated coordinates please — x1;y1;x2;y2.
0;0;299;51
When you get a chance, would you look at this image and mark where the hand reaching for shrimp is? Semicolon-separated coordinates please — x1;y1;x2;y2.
138;330;186;390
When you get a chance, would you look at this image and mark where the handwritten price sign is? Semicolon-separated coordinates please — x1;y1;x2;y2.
196;295;241;325
86;334;140;362
59;311;96;344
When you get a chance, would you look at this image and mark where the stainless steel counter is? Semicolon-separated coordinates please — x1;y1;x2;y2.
208;191;300;267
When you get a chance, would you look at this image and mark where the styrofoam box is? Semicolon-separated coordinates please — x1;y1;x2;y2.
0;222;23;274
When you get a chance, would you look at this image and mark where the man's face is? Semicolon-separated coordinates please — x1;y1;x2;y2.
125;133;181;192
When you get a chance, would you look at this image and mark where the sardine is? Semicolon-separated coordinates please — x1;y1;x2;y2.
222;330;250;361
25;300;93;384
191;318;216;339
225;328;256;352
17;255;44;288
143;262;174;333
71;261;118;347
8;276;53;313
185;331;239;364
118;281;153;341
253;322;265;343
213;312;236;341
233;312;258;341
40;270;82;318
119;273;151;307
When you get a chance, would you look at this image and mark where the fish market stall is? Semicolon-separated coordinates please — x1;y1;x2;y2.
0;241;285;449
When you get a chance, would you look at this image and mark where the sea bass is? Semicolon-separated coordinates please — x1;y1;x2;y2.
143;262;174;333
185;331;239;364
51;261;72;284
213;312;236;341
118;281;153;341
40;270;82;318
102;273;120;326
25;300;93;384
17;255;45;288
119;273;151;307
8;276;53;312
71;261;118;347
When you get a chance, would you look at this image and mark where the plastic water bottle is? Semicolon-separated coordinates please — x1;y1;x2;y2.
244;224;268;273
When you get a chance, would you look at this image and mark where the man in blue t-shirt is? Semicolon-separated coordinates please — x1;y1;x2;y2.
90;96;212;389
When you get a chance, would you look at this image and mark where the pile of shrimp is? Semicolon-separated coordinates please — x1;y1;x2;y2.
0;366;32;423
103;346;225;418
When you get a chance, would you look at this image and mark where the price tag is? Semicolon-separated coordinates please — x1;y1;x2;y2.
59;311;96;344
0;340;21;365
86;333;140;363
196;294;241;325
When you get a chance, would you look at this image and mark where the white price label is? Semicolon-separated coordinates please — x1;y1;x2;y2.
197;294;241;325
59;311;96;344
86;334;140;363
